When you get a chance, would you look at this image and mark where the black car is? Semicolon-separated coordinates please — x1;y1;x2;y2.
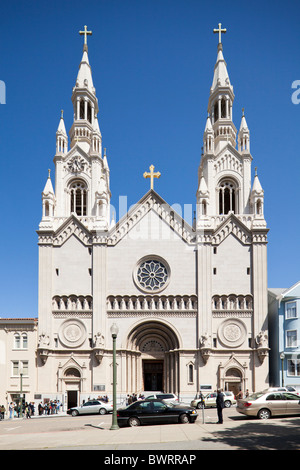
117;398;198;427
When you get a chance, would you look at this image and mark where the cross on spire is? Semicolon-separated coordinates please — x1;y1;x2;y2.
143;164;161;190
79;25;92;51
213;22;226;44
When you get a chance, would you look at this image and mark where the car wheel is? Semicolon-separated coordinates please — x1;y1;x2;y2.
197;402;202;409
179;413;189;424
258;408;271;419
99;408;107;415
224;400;231;408
71;410;79;417
128;416;140;427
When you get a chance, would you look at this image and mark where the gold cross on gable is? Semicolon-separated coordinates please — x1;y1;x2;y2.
143;164;161;190
213;22;226;44
79;25;92;48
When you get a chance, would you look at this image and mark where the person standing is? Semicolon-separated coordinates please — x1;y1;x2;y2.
216;389;224;424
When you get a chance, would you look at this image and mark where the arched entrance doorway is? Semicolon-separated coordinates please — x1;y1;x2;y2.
224;367;242;396
126;320;180;394
64;367;81;408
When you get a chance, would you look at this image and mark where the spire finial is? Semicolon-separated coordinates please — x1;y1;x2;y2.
61;109;64;119
79;25;92;51
255;167;258;176
213;22;227;45
48;169;51;178
242;107;245;116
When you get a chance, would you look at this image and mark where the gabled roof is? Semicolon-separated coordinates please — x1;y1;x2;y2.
212;212;252;245
53;214;92;246
107;190;195;246
280;281;300;299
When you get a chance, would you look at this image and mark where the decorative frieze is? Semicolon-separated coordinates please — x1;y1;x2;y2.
107;295;198;313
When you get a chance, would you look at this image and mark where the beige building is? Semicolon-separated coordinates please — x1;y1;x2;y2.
0;319;38;410
1;25;270;411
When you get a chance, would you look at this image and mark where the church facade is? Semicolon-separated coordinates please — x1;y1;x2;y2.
36;25;269;407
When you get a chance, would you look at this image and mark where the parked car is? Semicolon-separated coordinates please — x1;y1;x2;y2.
268;386;299;396
144;393;179;404
117;398;198;427
237;390;300;419
67;399;113;416
191;391;236;409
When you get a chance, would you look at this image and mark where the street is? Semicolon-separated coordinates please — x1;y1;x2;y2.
0;406;299;451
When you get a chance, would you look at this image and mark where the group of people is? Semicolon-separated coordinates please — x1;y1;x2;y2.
1;400;63;419
38;400;62;415
126;393;145;405
5;401;35;419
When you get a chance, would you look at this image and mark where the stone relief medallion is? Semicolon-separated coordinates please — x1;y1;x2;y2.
218;318;247;348
58;319;87;348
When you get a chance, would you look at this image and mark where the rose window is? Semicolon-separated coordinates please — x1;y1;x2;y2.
136;259;168;291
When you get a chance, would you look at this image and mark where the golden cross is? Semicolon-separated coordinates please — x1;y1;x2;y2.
143;164;161;190
213;23;226;44
79;25;92;49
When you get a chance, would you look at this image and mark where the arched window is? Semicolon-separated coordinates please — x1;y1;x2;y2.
221;98;226;118
70;180;87;216
79;100;84;120
218;179;238;214
214;101;219;122
87;102;92;123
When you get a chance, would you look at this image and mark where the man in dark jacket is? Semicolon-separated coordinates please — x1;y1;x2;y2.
216;389;225;424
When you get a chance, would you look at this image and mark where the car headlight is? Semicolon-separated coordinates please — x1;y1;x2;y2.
191;410;197;414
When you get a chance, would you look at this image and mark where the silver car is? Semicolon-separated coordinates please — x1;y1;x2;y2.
191;391;236;409
67;399;113;416
237;391;300;419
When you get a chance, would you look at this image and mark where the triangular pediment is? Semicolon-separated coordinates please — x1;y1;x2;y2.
53;214;92;246
62;144;90;163
212;213;252;245
108;190;195;246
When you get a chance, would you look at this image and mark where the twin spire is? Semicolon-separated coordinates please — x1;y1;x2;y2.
205;22;250;155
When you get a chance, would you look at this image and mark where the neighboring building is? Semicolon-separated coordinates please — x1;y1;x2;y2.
35;24;270;409
0;318;38;409
269;281;300;391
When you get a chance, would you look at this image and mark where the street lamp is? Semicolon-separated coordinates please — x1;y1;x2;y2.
280;352;285;387
19;368;23;418
110;323;119;430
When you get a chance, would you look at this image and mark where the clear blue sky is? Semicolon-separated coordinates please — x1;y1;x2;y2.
0;0;299;318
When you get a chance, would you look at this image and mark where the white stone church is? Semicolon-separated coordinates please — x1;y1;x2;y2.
19;24;269;408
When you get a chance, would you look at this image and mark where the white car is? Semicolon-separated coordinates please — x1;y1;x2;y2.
268;386;299;396
191;391;236;409
67;399;113;416
144;393;179;404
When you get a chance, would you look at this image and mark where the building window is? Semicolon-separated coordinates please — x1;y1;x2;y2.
12;361;28;376
70;180;87;216
286;330;297;348
286;301;297;319
14;334;20;349
287;359;300;376
188;364;194;383
135;257;170;293
14;333;28;349
218;180;238;214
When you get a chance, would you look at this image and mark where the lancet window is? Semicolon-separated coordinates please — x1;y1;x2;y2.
70;180;87;216
218;179;238;214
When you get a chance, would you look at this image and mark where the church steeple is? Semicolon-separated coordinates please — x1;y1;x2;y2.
69;25;99;154
208;23;236;153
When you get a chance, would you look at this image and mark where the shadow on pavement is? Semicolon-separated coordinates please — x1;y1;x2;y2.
202;417;300;450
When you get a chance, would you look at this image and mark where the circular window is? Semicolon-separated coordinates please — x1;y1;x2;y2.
135;257;170;292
